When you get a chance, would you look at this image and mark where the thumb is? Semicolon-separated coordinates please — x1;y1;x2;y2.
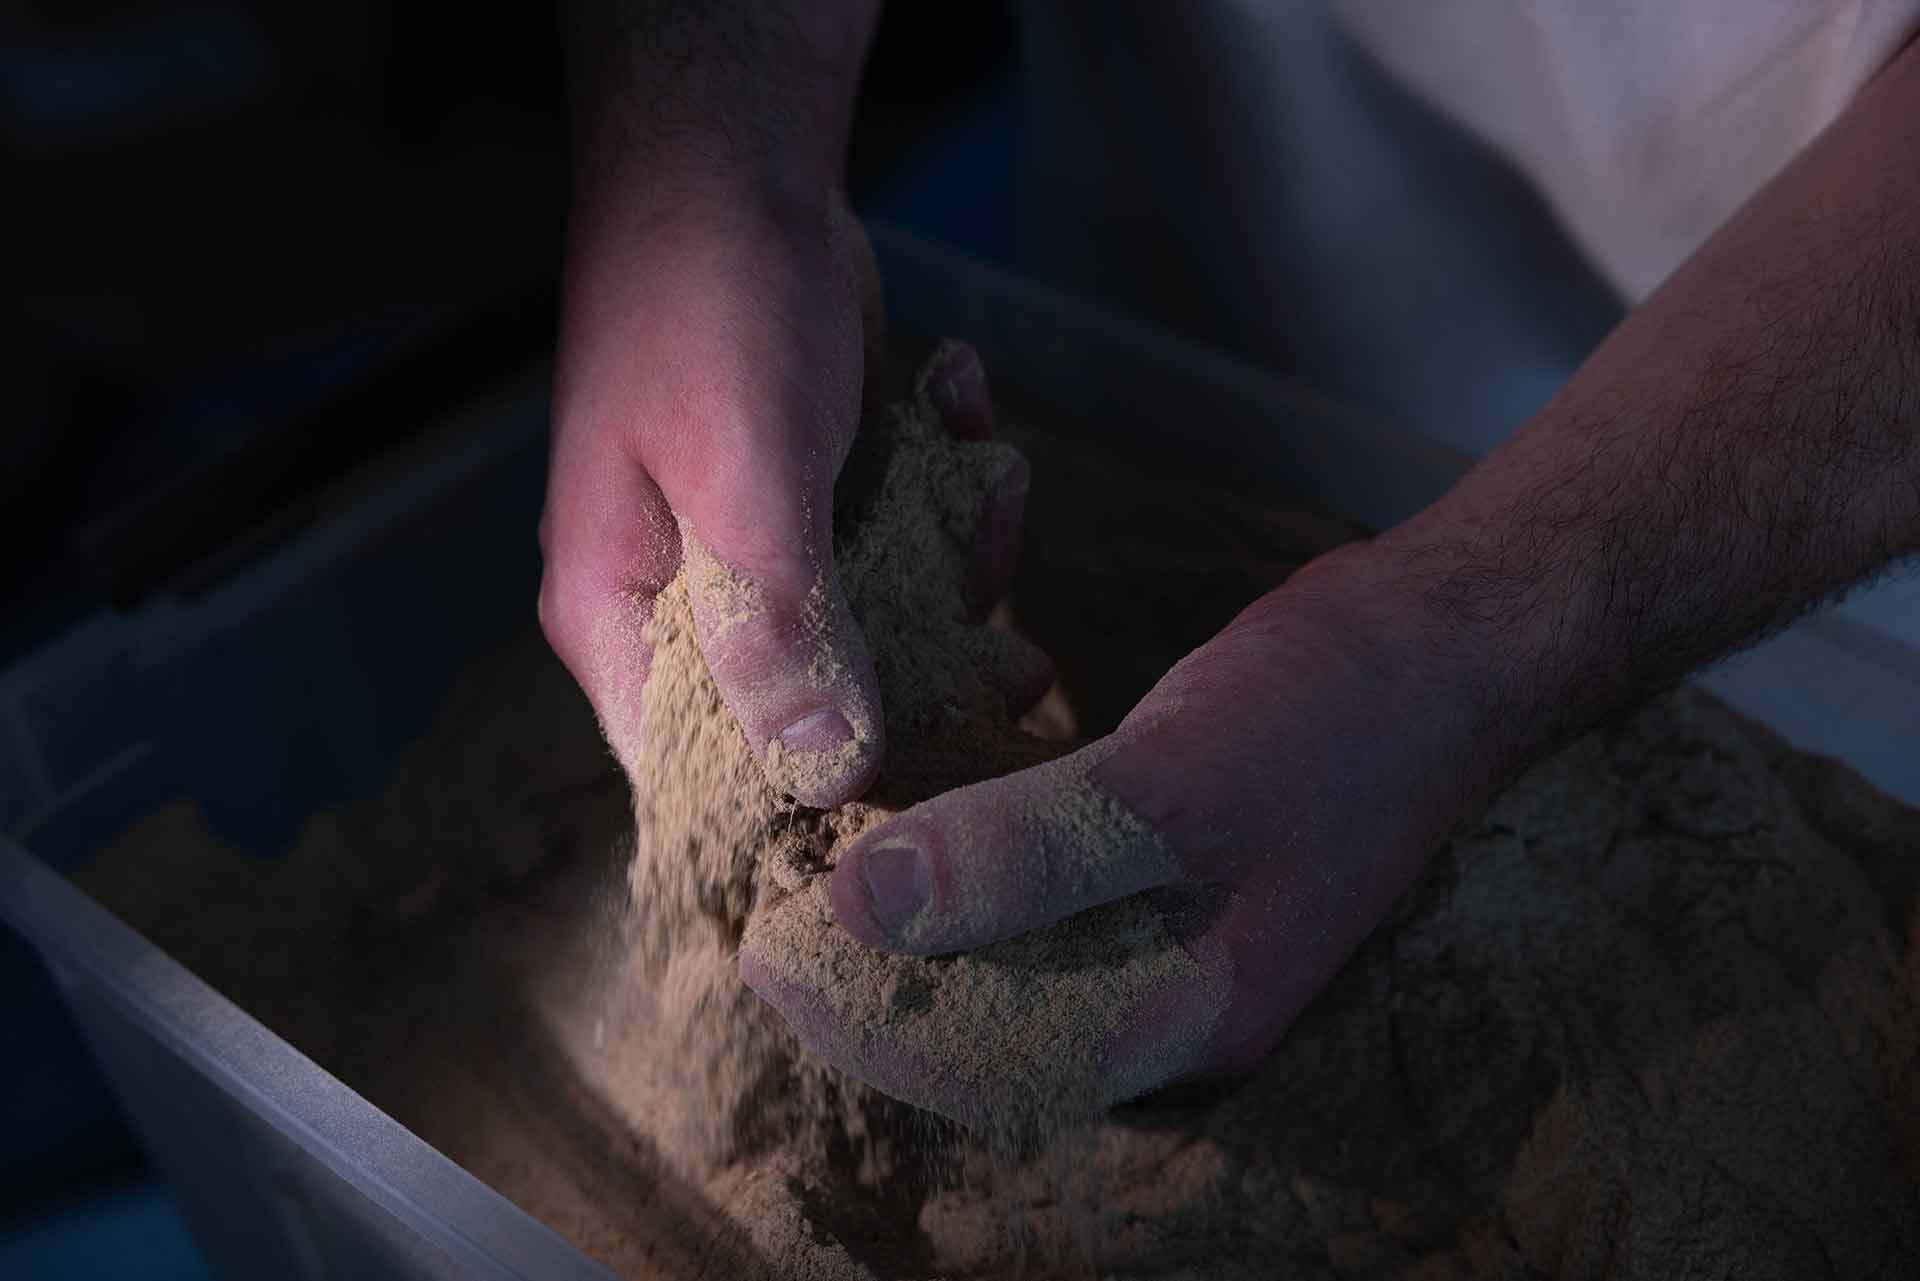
827;735;1186;955
674;503;883;807
638;204;884;808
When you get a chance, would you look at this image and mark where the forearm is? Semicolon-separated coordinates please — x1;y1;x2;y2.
1348;38;1920;784
559;0;880;211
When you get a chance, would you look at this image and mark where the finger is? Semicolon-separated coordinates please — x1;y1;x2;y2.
638;212;884;808
1094;910;1239;1103
827;736;1187;955
741;885;1233;1130
825;595;1339;956
959;623;1056;719
1169;896;1306;1079
917;338;995;441
736;944;959;1117
966;452;1029;621
915;341;1025;619
1083;595;1459;1078
673;516;883;807
538;389;681;776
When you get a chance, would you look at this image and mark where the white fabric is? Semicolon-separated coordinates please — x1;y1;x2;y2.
1333;0;1920;299
1018;0;1632;448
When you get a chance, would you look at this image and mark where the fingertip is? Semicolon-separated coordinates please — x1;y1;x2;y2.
680;531;886;804
961;623;1056;718
833;751;1185;957
735;941;779;1005
999;633;1057;719
737;942;848;1062
740;932;964;1120
766;707;884;807
828;832;939;952
967;453;1031;619
917;338;995;441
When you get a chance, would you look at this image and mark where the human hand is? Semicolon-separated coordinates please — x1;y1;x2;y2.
743;543;1513;1118
539;175;902;806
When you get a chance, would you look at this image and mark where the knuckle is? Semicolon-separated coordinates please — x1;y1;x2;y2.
535;566;584;671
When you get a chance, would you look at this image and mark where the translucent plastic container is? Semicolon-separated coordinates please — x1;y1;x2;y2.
4;227;1915;1281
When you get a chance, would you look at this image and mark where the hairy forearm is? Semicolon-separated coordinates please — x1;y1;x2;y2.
559;0;880;205
1359;38;1920;780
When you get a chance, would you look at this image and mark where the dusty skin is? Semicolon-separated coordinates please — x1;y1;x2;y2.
616;357;1197;1175
78;352;1920;1278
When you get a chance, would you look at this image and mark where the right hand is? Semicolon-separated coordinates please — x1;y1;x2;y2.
538;177;890;806
742;539;1507;1122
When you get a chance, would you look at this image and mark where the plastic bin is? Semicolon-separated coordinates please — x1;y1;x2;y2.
5;227;1917;1280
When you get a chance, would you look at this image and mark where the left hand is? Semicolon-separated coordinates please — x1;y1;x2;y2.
743;541;1513;1117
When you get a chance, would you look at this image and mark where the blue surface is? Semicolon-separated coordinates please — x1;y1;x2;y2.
0;75;1024;1281
5;39;1019;1279
0;1182;211;1281
1;386;556;1275
11;35;1914;1275
856;73;1021;268
0;917;212;1279
0;931;139;1209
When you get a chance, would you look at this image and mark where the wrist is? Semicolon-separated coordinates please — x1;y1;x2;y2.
562;1;875;219
1281;537;1536;833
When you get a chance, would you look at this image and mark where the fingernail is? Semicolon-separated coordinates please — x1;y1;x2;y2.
949;360;987;402
780;708;854;754
924;339;979;390
860;844;931;935
926;346;992;439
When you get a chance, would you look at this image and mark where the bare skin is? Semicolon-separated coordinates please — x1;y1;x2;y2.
540;1;887;804
545;5;1920;1115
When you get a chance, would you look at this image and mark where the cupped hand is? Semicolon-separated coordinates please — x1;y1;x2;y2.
539;179;892;805
745;542;1508;1117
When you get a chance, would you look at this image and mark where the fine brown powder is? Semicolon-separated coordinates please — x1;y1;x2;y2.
70;348;1920;1279
624;356;1214;1160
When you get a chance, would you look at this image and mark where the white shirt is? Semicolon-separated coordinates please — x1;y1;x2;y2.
1013;1;1920;445
1334;0;1920;298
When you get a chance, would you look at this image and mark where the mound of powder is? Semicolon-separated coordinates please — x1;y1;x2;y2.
911;689;1920;1279
618;345;1200;1171
69;342;1920;1279
744;878;1212;1139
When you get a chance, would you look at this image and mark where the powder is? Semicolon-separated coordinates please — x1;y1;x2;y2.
676;523;880;803
909;690;1920;1279
741;719;1216;1137
676;524;764;640
69;351;1920;1279
619;354;1196;1169
746;881;1211;1139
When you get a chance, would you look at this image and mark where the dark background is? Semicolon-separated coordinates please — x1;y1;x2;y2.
5;0;1018;666
3;3;1017;1275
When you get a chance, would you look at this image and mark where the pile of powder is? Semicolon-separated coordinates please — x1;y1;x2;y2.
618;346;1206;1169
744;876;1213;1139
909;689;1920;1279
70;346;1920;1279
